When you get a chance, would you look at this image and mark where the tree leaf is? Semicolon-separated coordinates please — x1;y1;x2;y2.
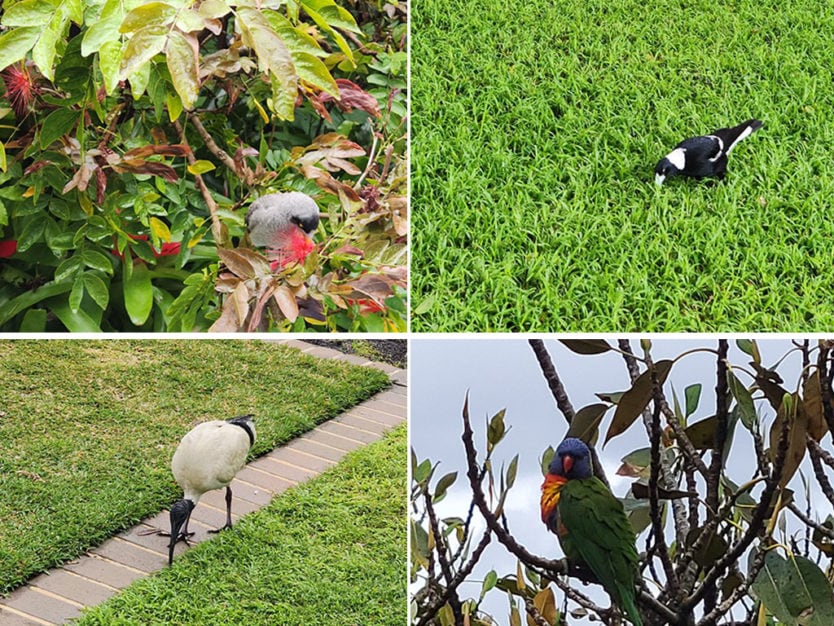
123;262;153;326
187;159;216;175
119;25;167;79
684;415;717;450
605;360;673;445
0;27;40;73
566;403;608;445
47;295;102;331
39;108;78;149
506;454;519;489
83;273;110;310
769;393;808;489
166;29;200;110
69;275;84;312
487;408;506;451
684;383;702;418
120;1;177;33
751;550;834;625
81;249;114;275
736;338;761;364
803;370;827;442
273;283;299;322
540;446;554;477
728;370;757;431
559;339;612;355
433;471;457;501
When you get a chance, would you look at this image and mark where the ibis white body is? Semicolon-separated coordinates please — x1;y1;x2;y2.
172;418;254;503
167;415;255;564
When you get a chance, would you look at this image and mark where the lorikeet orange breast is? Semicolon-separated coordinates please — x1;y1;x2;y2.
540;438;643;626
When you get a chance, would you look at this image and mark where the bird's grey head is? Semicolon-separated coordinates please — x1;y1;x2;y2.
246;192;320;245
654;148;685;185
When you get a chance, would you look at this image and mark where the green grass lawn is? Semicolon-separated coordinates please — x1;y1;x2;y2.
0;340;390;594
75;426;406;626
411;0;834;331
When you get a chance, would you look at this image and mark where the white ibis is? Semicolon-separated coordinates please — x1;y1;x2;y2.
167;414;256;565
245;192;320;270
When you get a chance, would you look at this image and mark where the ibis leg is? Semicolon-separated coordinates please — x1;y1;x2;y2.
209;486;234;533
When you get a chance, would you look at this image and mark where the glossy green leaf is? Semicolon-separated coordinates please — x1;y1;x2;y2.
187;160;216;175
16;217;46;252
81;5;123;57
506;454;519;489
123;262;153;326
0;280;72;326
292;51;338;96
83;273;110;310
0;27;41;73
82;249;115;275
166;30;200;110
566;403;608;444
69;275;84;312
47;295;102;331
31;11;64;80
19;308;47;331
39;108;78;149
433;471;457;501
98;40;123;94
120;2;176;33
2;0;57;28
119;25;167;79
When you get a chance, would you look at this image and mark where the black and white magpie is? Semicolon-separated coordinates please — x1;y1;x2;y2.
654;119;763;185
167;414;256;565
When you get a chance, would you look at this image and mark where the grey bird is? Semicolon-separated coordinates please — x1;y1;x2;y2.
245;192;320;269
167;414;256;565
655;119;763;185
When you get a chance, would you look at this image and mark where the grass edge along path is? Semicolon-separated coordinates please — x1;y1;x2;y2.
0;340;405;625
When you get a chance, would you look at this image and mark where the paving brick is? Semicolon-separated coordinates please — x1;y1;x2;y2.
0;606;48;626
303;429;366;452
200;488;261;516
225;478;273;506
279;340;310;351
318;421;381;444
303;346;344;360
373;389;407;407
363;396;406;415
190;502;238;530
291;437;349;462
248;456;307;482
267;447;336;472
333;413;393;435
62;555;145;589
235;466;294;494
389;369;407;385
29;569;116;606
92;538;167;574
2;586;81;623
348;405;404;427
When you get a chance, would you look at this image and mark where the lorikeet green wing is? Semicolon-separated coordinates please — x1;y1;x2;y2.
558;476;642;626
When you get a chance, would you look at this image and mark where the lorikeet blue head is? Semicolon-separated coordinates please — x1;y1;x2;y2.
549;437;594;479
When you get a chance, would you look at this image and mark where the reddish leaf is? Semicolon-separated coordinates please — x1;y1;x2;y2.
114;159;179;182
301;164;361;200
604;360;673;445
320;78;381;118
273;283;299;322
123;144;191;159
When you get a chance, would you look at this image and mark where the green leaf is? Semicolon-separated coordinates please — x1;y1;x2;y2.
293;51;338;96
505;454;519;489
751;550;834;625
69;275;84;312
486;408;506;451
82;249;115;275
684;383;701;417
46;295;102;331
83;273;110;310
82;7;123;57
605;360;673;445
31;8;65;80
540;445;555;476
2;0;57;27
54;254;85;281
166;30;200;110
727;370;757;431
98;41;123;94
0;27;41;73
119;25;167;79
120;2;177;33
560;339;612;355
0;280;73;326
123;262;153;326
480;570;498;600
16;217;46;252
736;338;761;364
149;217;172;242
0;141;6;173
433;471;457;501
187;159;216;175
566;403;608;444
19;308;47;331
39;108;78;149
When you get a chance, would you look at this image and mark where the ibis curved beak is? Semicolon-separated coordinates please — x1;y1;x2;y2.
168;499;195;565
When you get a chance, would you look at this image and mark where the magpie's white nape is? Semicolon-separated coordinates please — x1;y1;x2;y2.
167;414;256;565
654;119;763;185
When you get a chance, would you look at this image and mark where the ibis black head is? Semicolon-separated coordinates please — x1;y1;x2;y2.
228;414;256;448
168;498;196;565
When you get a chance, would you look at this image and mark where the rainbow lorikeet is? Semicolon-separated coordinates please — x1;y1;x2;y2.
540;438;643;626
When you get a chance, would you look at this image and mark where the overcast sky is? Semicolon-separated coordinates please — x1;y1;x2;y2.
410;337;833;624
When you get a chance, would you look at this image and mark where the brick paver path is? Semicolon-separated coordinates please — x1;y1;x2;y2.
0;340;406;625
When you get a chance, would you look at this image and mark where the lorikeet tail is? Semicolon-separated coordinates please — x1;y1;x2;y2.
617;583;643;626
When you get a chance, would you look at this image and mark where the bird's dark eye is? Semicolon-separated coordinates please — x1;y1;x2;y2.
291;217;302;227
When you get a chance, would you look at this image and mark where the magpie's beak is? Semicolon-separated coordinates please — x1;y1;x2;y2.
655;173;665;186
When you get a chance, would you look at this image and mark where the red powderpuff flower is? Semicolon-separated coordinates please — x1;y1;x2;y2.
267;227;316;272
0;240;18;258
1;64;37;118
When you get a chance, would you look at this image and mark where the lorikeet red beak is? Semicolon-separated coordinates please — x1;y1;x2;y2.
562;454;574;475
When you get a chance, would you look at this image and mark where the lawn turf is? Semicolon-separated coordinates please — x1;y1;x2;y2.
75;426;406;626
0;340;390;594
411;0;834;331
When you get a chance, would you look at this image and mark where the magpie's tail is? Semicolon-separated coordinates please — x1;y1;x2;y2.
715;119;763;154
